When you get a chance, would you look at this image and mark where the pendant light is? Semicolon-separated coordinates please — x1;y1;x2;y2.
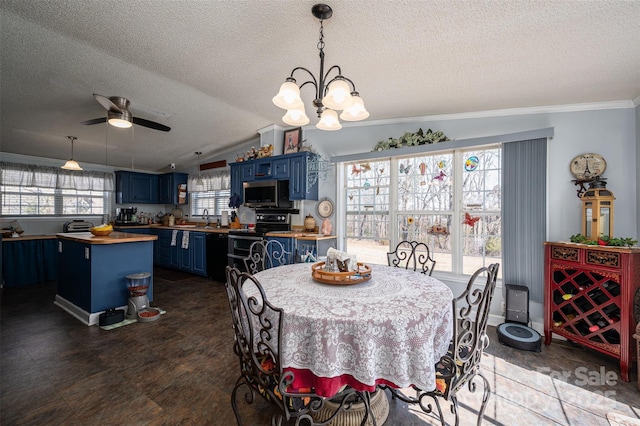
272;3;369;131
195;152;204;189
61;136;83;171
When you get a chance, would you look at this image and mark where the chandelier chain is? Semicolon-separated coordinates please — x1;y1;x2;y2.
317;20;325;52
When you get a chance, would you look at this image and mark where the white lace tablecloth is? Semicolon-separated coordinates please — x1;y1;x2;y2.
252;263;453;395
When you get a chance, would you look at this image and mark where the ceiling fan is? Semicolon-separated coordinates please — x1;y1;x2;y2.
81;94;171;132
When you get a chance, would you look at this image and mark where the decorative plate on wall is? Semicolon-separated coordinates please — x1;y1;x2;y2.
316;197;334;218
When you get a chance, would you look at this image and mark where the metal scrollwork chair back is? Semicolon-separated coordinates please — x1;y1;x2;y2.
224;266;375;426
387;240;436;276
244;239;292;274
382;263;500;426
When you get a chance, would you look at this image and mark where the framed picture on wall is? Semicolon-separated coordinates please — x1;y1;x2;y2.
283;127;302;155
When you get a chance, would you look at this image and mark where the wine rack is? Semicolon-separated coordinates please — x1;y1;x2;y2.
544;242;640;382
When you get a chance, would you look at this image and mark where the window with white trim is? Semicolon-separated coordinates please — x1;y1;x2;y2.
0;162;113;216
190;189;231;217
343;145;502;277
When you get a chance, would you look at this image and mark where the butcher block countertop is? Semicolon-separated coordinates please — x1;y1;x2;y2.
2;234;57;242
56;231;157;244
115;224;230;234
265;231;337;240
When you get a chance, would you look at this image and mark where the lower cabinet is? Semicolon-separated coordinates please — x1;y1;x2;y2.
153;229;207;277
2;238;58;287
266;236;337;263
266;237;295;264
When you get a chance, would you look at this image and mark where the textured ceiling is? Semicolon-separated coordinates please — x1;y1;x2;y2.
1;0;639;172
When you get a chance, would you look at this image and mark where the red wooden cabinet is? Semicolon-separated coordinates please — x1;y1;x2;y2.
544;242;640;382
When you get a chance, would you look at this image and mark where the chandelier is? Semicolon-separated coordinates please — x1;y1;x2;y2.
272;4;369;131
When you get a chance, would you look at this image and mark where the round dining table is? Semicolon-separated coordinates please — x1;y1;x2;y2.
251;262;454;398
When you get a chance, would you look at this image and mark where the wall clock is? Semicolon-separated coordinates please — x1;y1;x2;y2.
569;153;606;180
316;197;334;218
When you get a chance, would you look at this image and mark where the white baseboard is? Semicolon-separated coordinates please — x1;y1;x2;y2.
54;295;126;326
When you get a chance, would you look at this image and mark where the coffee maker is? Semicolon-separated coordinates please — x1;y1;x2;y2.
116;207;137;225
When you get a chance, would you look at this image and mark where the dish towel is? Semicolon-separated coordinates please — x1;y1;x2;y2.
171;230;178;246
181;231;189;249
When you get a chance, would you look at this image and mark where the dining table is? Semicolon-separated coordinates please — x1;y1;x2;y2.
250;262;454;399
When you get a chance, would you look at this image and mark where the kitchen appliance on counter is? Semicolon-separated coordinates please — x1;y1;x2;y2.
227;209;292;270
63;220;94;233
115;207;138;226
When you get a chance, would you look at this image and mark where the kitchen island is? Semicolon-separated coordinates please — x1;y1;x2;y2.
55;231;157;325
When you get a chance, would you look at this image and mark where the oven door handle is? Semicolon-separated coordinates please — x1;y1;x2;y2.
228;235;264;241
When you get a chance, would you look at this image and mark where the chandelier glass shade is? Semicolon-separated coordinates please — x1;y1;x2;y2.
61;136;83;170
272;4;368;131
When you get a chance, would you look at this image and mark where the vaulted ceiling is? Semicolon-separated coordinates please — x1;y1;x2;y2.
2;0;639;172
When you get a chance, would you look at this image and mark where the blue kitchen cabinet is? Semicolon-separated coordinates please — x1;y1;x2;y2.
230;152;318;204
56;237;154;323
154;229;174;267
154;229;207;277
266;237;295;265
2;238;58;287
190;232;207;276
289;152;318;200
158;172;188;205
272;157;290;179
240;163;256;182
116;171;159;204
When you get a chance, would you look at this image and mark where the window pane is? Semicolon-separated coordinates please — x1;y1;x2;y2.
345;160;391;264
191;190;231;216
397;154;453;211
397;213;453;273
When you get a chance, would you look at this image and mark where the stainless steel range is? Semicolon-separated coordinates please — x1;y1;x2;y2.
227;210;293;270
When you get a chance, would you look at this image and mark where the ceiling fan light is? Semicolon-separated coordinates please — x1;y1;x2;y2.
62;159;83;171
283;108;310;126
108;110;133;128
316;109;342;131
339;93;369;121
108;118;133;128
272;81;304;110
322;79;354;110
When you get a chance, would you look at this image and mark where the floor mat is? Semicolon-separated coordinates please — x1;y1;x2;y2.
99;308;166;330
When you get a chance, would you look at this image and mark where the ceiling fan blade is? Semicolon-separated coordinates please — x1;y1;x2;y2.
133;117;171;132
81;117;107;125
93;94;122;112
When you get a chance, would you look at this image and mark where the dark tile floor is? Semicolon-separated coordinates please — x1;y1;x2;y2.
1;267;639;425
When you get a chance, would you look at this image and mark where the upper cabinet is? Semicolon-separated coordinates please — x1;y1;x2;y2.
158;172;188;204
229;152;319;203
116;171;159;204
116;171;187;205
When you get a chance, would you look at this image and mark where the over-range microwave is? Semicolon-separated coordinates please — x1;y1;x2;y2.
243;179;293;208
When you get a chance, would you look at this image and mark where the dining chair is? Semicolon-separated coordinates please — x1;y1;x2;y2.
381;263;500;426
224;266;376;426
387;240;436;276
243;239;292;274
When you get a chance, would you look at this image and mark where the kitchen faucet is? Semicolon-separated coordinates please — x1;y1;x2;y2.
202;209;210;227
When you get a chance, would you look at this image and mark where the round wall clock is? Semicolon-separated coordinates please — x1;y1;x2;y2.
569;153;606;180
316;197;334;218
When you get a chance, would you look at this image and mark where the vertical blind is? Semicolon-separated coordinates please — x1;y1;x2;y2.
502;138;547;302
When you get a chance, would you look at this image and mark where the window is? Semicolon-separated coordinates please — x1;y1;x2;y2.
0;162;113;216
190;189;231;217
343;145;502;277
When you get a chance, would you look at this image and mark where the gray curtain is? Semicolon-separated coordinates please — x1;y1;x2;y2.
502;138;547;302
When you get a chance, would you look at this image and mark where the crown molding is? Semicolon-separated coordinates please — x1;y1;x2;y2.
632;93;640;107
316;100;636;131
